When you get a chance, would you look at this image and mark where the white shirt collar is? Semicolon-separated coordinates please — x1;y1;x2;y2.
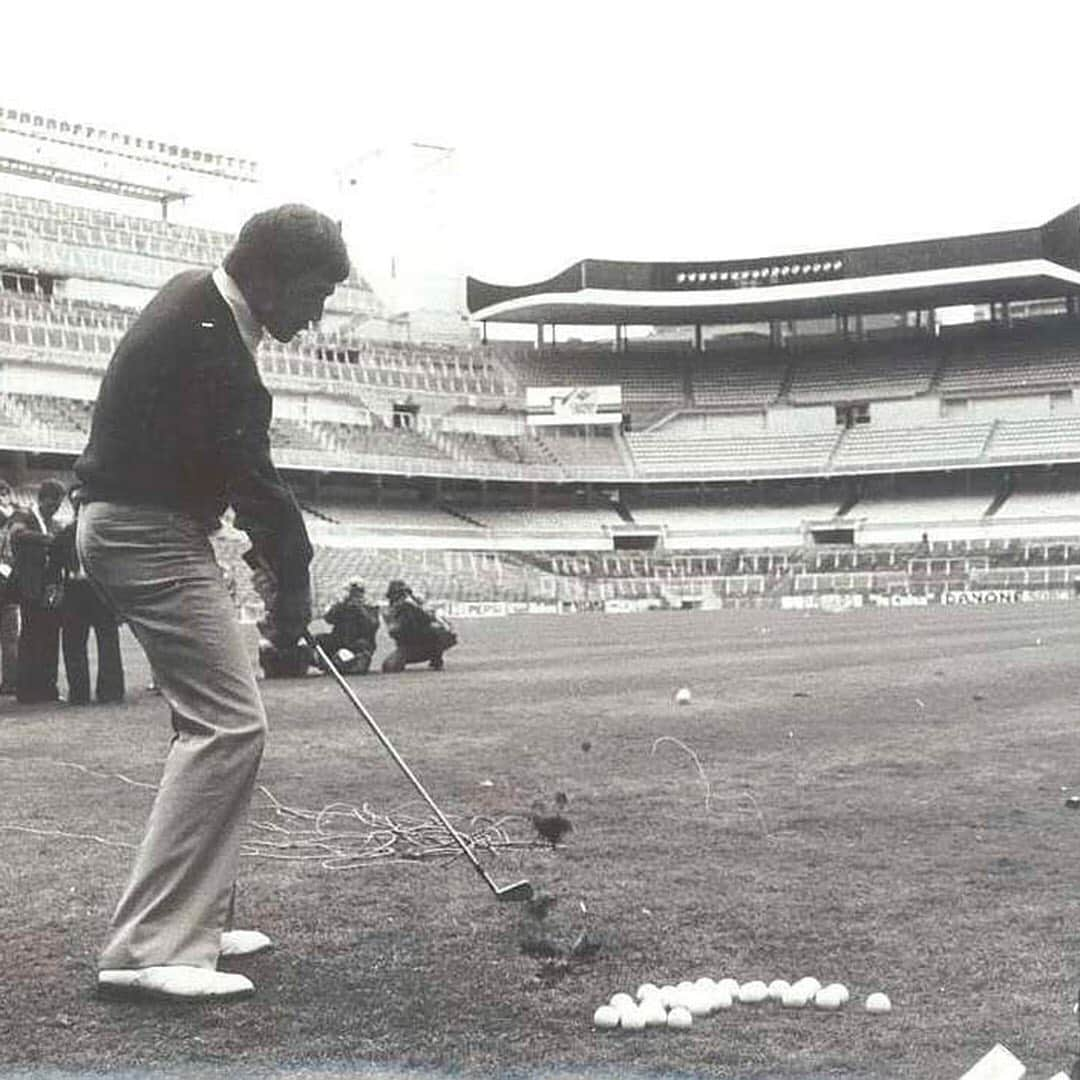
212;267;264;357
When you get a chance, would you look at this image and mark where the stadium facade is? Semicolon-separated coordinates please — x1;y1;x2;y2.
3;102;1080;614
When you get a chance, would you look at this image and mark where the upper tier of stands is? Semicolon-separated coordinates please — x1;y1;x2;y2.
0;191;374;302
0;291;513;401
1;191;231;265
785;337;939;403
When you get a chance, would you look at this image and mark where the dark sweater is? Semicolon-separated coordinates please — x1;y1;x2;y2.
74;270;312;590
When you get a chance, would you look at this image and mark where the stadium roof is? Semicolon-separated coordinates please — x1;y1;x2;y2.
466;205;1080;326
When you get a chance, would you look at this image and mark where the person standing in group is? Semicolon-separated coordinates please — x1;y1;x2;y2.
52;520;125;705
7;478;66;704
72;204;350;1002
0;479;20;694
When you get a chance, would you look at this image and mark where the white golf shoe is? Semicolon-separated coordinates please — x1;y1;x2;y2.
219;929;273;957
98;965;254;1002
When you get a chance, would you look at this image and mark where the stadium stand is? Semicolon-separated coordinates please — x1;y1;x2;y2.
829;421;993;472
785;337;938;403
625;429;839;477
10;107;1080;612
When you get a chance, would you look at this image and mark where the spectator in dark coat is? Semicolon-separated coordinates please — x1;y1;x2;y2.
53;521;125;704
0;480;19;694
380;579;457;673
315;580;380;674
8;478;66;703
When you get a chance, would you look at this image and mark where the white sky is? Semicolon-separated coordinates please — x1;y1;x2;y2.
5;0;1080;285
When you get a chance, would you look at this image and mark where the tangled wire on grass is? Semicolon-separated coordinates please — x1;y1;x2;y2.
243;786;540;870
651;736;772;839
0;757;540;870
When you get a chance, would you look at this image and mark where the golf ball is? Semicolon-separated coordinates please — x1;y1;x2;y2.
716;977;741;997
620;1005;646;1031
709;985;734;1010
738;980;770;1004
675;687;692;705
823;982;850;1004
813;986;843;1010
693;976;716;993
667;1005;693;1029
593;1004;620;1029
636;982;660;1002
657;984;680;1008
781;984;811;1008
767;979;791;1001
640;997;669;1027
686;990;712;1017
865;992;892;1014
610;992;636;1012
792;976;821;997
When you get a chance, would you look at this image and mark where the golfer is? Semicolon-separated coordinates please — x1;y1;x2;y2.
73;204;350;1002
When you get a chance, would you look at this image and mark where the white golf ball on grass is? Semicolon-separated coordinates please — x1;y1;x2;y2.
636;982;660;1002
620;1005;646;1031
610;992;636;1013
715;977;740;998
780;984;811;1008
593;1004;620;1029
767;979;791;1002
738;980;770;1004
685;990;713;1017
667;1005;693;1029
639;997;669;1027
865;992;892;1014
813;985;844;1010
675;687;692;705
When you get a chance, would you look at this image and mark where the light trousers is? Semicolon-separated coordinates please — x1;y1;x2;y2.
77;502;266;971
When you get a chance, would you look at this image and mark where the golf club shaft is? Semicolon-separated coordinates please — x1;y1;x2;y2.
303;633;498;890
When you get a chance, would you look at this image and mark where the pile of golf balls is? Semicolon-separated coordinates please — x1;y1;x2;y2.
592;977;891;1031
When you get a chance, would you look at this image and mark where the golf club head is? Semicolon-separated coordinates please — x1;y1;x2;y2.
495;880;534;902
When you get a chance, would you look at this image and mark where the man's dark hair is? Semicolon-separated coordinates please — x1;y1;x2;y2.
38;478;66;502
225;204;350;286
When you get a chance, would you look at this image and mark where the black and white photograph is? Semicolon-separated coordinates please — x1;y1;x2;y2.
3;3;1080;1078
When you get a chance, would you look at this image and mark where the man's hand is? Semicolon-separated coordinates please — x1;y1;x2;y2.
245;545;310;650
270;586;311;650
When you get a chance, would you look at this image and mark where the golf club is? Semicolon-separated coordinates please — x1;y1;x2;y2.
302;632;533;902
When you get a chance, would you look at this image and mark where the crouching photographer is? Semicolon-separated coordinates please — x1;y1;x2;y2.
314;579;379;675
380;578;457;674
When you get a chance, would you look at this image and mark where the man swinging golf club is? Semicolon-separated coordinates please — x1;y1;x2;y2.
73;204;349;1003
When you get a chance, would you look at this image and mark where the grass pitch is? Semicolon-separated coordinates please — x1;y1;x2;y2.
2;602;1080;1079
